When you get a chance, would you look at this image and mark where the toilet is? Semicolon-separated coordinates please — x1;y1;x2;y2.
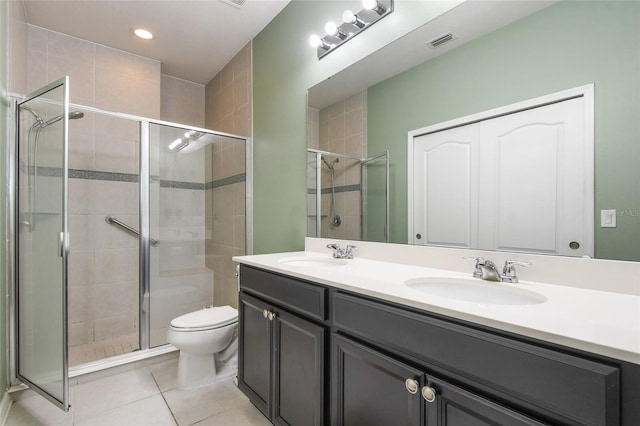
167;305;238;389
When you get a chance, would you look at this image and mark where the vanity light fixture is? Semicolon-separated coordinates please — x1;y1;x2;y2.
311;0;393;59
362;0;387;15
131;27;154;40
342;10;366;29
325;21;347;40
309;34;332;51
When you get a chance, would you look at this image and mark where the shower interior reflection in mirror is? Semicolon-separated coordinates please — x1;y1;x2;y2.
307;149;389;243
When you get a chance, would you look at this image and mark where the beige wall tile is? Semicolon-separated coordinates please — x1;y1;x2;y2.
92;281;138;320
48;55;95;104
26;49;47;93
68;285;95;323
27;24;47;53
136;56;161;82
94;316;137;342
135;78;161;119
69;131;95;170
48;31;95;65
70;214;95;251
94;133;138;174
95;67;137;114
95;45;138;77
68;249;95;287
94;181;138;215
160;75;204;126
69;179;95;214
94;248;139;284
9;1;28;94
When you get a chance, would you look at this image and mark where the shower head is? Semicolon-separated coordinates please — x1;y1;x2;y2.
42;111;85;127
322;156;339;171
20;105;44;125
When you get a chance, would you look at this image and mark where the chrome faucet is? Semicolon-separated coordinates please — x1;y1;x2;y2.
464;257;531;283
327;243;356;259
501;260;531;283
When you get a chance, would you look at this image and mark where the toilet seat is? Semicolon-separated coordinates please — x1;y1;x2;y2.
170;305;238;332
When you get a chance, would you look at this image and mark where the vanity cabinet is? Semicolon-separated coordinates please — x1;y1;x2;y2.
333;334;544;425
238;266;327;426
332;291;620;426
237;264;637;426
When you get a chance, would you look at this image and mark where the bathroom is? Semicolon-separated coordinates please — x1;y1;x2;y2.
1;0;639;425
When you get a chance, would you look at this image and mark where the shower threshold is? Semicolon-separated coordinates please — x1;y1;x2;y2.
69;343;178;378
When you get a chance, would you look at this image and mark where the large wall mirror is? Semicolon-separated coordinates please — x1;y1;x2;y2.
307;0;640;262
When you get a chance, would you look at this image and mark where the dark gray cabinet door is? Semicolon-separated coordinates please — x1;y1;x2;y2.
425;377;546;426
273;309;325;426
238;292;272;418
332;334;424;426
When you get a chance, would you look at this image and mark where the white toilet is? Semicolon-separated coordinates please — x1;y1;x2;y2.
167;305;238;389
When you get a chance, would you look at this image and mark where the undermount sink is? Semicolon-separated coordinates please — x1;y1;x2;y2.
404;277;547;306
279;256;348;268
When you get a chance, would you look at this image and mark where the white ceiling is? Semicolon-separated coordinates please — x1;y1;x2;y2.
22;0;291;84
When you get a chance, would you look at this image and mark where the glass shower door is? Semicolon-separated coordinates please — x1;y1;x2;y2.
16;77;71;411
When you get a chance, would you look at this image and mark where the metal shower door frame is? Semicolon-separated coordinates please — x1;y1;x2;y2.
14;76;71;411
7;90;255;404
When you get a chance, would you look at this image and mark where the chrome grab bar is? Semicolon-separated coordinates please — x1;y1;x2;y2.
105;215;159;246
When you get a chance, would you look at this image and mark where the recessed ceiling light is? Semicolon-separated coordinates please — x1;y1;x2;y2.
131;27;154;40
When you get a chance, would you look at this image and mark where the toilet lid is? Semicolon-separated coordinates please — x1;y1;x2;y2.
170;305;238;329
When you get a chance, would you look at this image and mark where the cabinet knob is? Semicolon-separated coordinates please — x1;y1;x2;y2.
421;385;436;403
263;309;269;318
405;378;419;394
267;311;277;321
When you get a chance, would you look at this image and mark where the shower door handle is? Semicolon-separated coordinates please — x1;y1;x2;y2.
58;232;69;257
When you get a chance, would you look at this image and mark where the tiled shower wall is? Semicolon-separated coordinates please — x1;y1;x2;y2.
24;25;162;347
10;20;245;350
204;43;251;309
313;90;367;241
161;75;205;127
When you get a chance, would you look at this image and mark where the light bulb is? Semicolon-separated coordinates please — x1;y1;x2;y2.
325;21;338;36
343;10;366;28
342;10;356;24
309;34;322;48
169;138;182;150
131;28;153;40
362;0;377;10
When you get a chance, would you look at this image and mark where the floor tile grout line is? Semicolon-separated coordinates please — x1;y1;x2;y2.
150;364;180;425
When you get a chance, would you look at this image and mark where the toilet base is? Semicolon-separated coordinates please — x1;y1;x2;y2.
175;351;238;389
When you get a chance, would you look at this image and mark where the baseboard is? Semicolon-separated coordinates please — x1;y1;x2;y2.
0;391;13;426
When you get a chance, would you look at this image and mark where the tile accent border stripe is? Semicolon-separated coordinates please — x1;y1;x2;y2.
36;167;245;189
207;173;246;189
307;184;361;194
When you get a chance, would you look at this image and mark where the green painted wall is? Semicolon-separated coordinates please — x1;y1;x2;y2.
367;1;640;261
251;0;464;254
1;0;9;395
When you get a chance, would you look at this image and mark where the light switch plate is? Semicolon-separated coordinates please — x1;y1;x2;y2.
601;209;617;228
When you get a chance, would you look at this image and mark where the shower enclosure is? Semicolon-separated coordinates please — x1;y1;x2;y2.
307;148;389;242
10;77;252;410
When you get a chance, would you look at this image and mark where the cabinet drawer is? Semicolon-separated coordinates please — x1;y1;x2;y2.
240;265;327;321
333;291;619;426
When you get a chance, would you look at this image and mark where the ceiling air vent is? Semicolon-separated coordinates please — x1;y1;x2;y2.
427;33;456;49
221;0;246;8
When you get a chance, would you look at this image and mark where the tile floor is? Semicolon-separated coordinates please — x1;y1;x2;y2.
69;334;139;366
5;358;271;426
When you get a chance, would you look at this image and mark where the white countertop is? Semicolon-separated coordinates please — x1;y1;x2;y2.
233;251;640;365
